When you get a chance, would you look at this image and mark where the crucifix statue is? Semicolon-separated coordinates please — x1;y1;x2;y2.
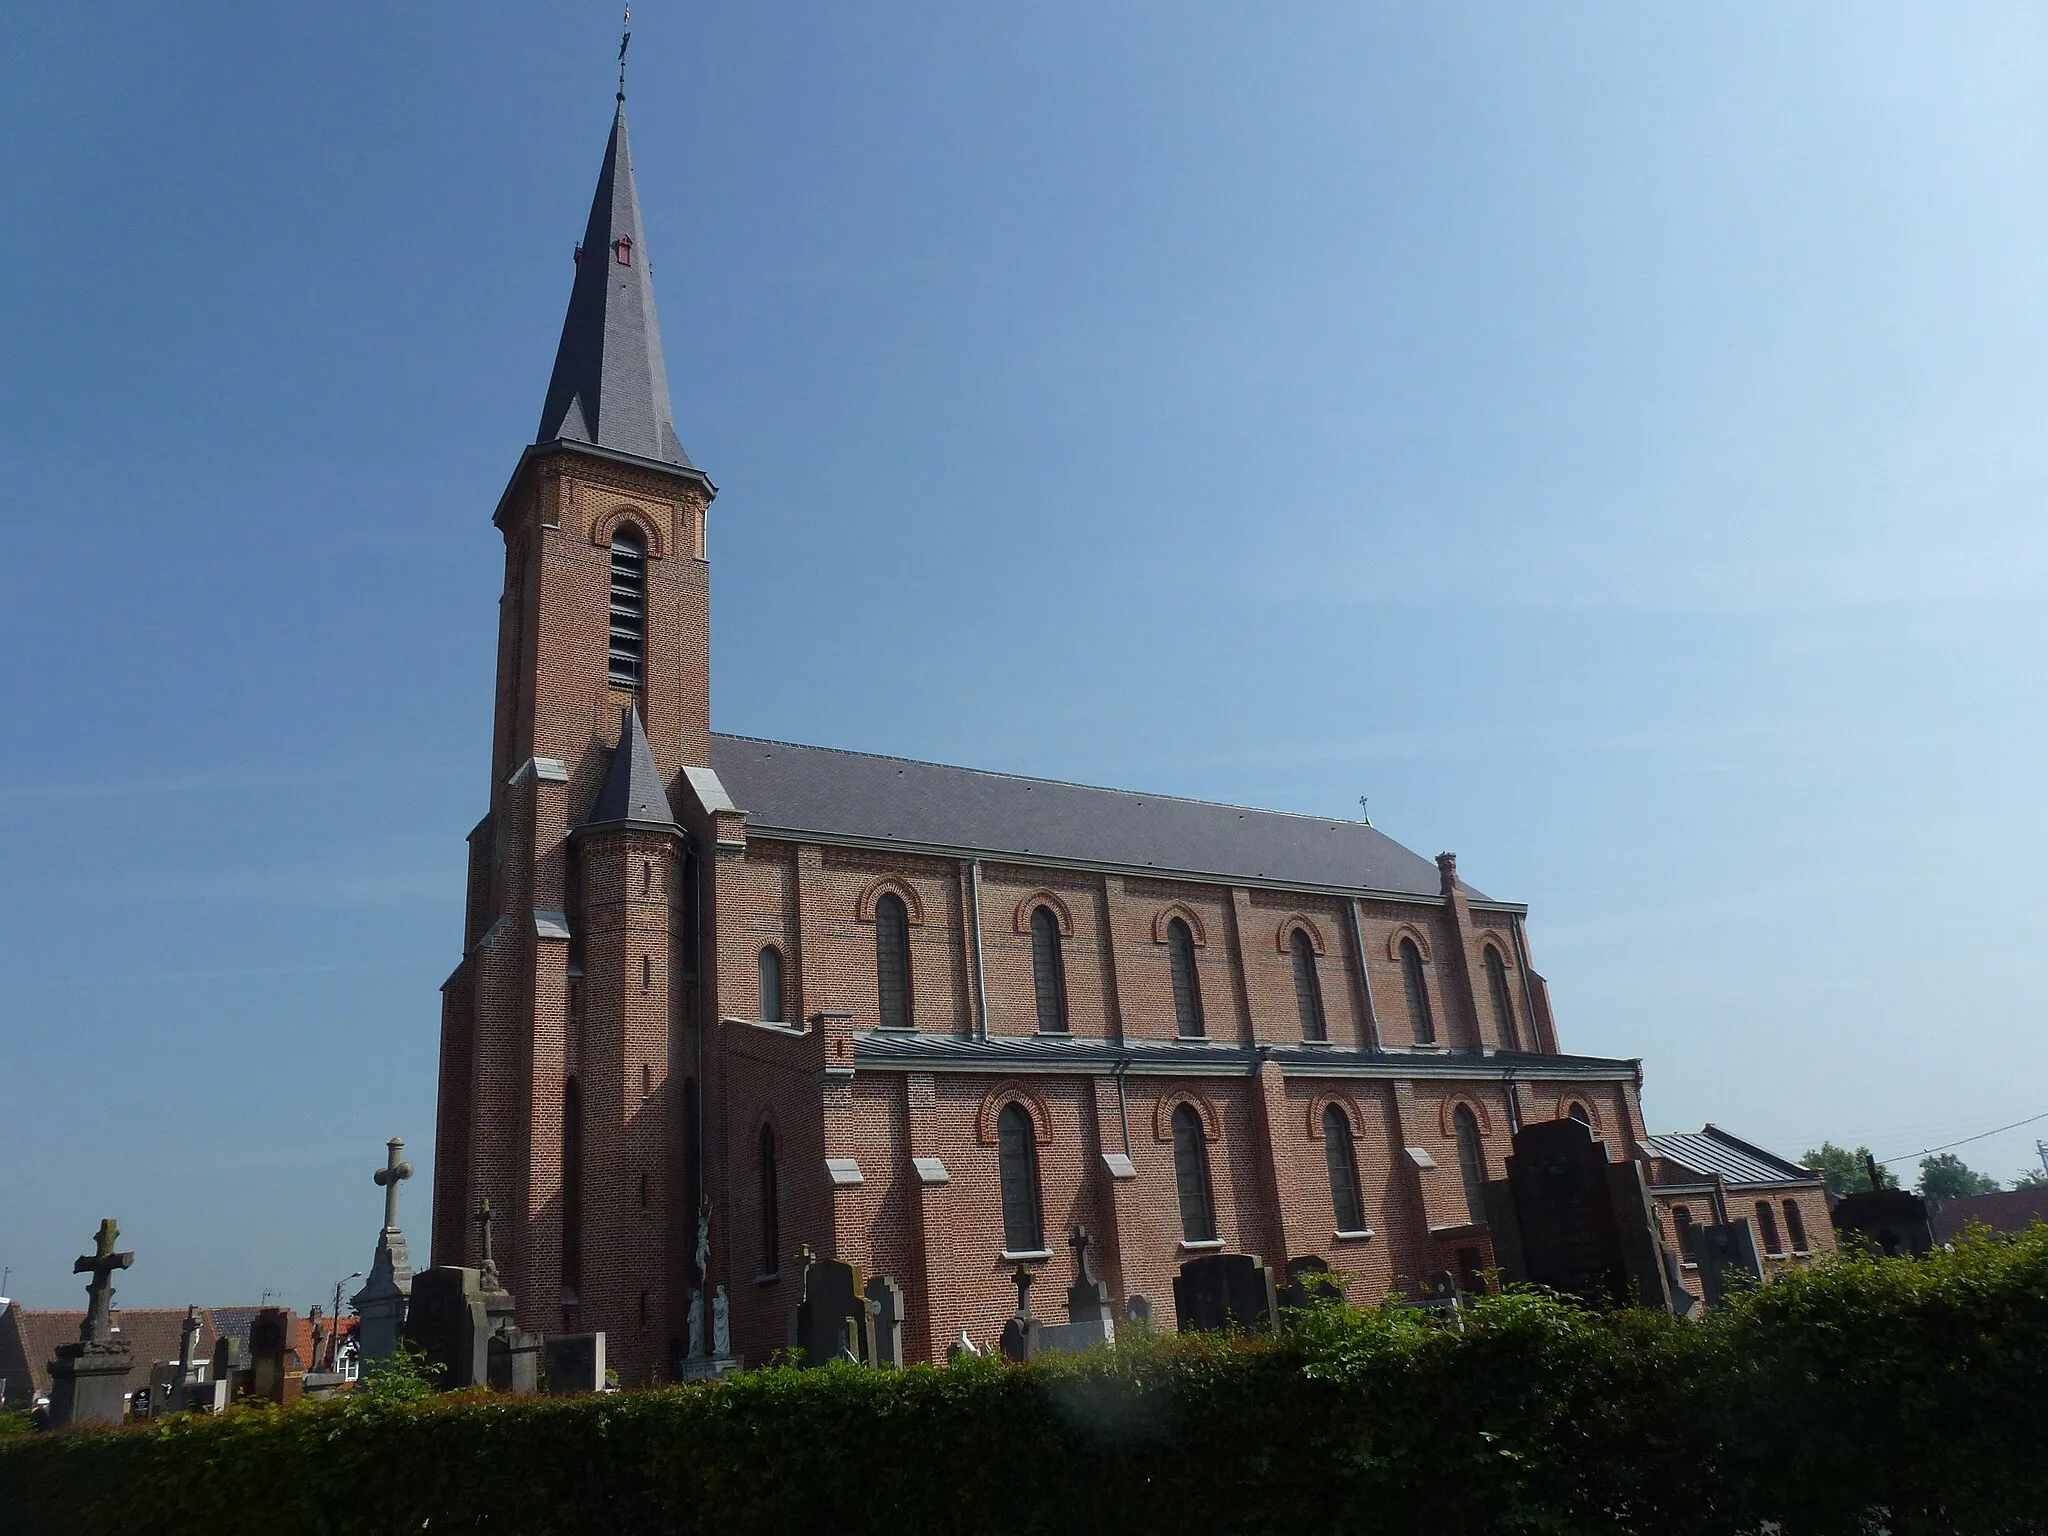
1070;1224;1097;1287
374;1138;414;1231
475;1198;502;1291
1008;1256;1038;1322
73;1218;134;1346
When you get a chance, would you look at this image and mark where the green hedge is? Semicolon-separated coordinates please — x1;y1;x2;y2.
4;1228;2045;1536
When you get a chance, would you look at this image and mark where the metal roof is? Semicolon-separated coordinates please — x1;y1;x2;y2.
1644;1125;1818;1189
709;734;1486;902
535;100;691;468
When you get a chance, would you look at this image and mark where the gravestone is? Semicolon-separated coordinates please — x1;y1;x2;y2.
473;1199;540;1394
999;1257;1043;1362
248;1307;303;1404
865;1276;906;1369
1032;1226;1118;1357
1172;1252;1279;1334
1832;1160;1936;1257
542;1332;606;1394
350;1138;416;1369
46;1219;137;1427
1124;1295;1154;1332
404;1267;490;1389
1692;1220;1765;1306
1493;1118;1680;1310
791;1246;872;1367
210;1335;249;1399
1278;1255;1338;1314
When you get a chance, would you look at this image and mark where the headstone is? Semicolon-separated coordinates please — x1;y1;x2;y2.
999;1257;1042;1362
469;1199;540;1393
1172;1252;1279;1334
790;1246;872;1367
946;1331;982;1362
351;1138;416;1370
865;1276;906;1368
404;1267;491;1389
46;1219;137;1427
249;1306;303;1404
1278;1255;1338;1314
1490;1118;1680;1310
1032;1226;1118;1357
165;1304;202;1410
1831;1161;1937;1258
210;1334;249;1399
1692;1220;1765;1306
542;1332;606;1394
1124;1295;1154;1332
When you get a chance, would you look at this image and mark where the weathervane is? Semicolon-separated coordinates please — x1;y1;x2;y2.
618;5;632;99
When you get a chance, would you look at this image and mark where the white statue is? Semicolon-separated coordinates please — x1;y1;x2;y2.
712;1285;730;1357
687;1289;706;1358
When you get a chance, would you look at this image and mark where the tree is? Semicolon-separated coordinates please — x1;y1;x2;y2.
1917;1153;1999;1198
2008;1166;2048;1190
1801;1141;1895;1196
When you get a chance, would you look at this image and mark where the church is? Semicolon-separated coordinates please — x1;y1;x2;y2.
432;88;1737;1385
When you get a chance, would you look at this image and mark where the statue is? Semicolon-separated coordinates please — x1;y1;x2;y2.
712;1285;730;1357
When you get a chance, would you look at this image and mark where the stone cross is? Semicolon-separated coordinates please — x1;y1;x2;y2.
73;1219;134;1345
1009;1256;1038;1321
797;1243;816;1303
1070;1224;1096;1287
475;1198;501;1290
374;1138;414;1231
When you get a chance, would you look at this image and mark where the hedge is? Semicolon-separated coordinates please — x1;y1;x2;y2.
3;1227;2044;1536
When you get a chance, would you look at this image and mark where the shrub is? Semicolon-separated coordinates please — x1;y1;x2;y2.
2;1228;2043;1536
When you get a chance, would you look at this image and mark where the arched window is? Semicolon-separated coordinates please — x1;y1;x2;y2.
1171;1103;1217;1242
1453;1104;1487;1225
1168;918;1204;1038
1755;1201;1784;1256
1485;947;1519;1050
875;893;912;1029
1566;1102;1592;1127
758;945;785;1023
1030;906;1069;1034
997;1103;1045;1253
1323;1103;1365;1233
1783;1199;1808;1253
561;1076;584;1297
1291;930;1327;1042
607;525;647;689
757;1124;780;1277
1400;938;1435;1044
1672;1204;1696;1260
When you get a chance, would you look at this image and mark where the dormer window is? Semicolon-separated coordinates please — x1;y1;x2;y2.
614;235;633;265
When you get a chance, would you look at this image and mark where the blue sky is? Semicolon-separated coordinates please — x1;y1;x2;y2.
3;3;2045;1309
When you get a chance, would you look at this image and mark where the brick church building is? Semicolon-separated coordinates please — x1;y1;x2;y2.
432;92;1748;1384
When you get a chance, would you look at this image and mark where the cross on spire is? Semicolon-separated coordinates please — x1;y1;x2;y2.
373;1138;414;1231
72;1218;134;1345
618;4;632;100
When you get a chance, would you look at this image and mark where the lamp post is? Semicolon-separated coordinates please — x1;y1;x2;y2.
328;1273;362;1371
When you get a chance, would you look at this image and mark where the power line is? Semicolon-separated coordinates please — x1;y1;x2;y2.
1880;1108;2048;1165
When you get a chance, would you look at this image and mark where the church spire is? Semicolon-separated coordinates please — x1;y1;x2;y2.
536;97;691;468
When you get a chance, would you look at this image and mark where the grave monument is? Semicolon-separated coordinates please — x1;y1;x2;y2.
1172;1251;1279;1334
351;1138;416;1370
46;1219;137;1427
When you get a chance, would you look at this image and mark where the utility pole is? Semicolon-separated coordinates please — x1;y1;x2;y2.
2036;1139;2048;1182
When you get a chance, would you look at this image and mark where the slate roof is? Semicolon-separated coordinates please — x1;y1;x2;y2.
1644;1125;1820;1189
708;734;1479;901
582;707;678;832
535;100;691;468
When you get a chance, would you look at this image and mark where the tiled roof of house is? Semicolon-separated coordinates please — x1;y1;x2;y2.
1930;1187;2048;1244
1644;1125;1820;1190
709;734;1484;902
0;1308;218;1405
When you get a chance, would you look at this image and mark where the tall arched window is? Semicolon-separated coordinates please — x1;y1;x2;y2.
757;945;784;1023
875;893;912;1029
1400;938;1435;1044
757;1123;780;1277
1755;1201;1784;1256
1168;918;1205;1038
1291;930;1327;1042
1566;1102;1592;1128
1323;1103;1365;1233
997;1102;1045;1253
1171;1103;1217;1242
1485;947;1519;1050
561;1076;584;1297
1453;1104;1487;1224
1783;1199;1808;1253
607;525;647;689
1030;906;1068;1034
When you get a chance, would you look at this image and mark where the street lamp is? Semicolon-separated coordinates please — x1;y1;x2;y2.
328;1273;362;1372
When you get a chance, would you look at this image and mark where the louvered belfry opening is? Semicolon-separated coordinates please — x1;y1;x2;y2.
608;525;647;688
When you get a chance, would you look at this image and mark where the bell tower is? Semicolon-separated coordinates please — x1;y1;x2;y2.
434;84;714;1387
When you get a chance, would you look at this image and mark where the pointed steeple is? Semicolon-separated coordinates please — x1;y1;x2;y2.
580;706;678;832
537;101;691;468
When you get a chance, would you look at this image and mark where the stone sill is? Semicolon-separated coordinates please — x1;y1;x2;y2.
1178;1238;1225;1253
1000;1249;1053;1263
753;1271;780;1287
1333;1229;1375;1243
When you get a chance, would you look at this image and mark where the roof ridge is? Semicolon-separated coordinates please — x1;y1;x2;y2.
709;731;1385;831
